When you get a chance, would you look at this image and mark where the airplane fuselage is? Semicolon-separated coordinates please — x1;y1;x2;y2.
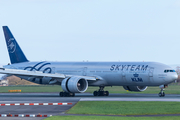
3;61;176;86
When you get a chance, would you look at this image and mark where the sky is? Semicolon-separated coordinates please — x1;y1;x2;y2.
0;0;180;65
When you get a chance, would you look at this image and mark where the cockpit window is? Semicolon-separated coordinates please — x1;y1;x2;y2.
164;69;176;73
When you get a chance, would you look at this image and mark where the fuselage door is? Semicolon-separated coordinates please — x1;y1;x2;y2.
148;67;154;83
52;67;56;74
149;67;154;77
83;67;87;76
122;71;126;83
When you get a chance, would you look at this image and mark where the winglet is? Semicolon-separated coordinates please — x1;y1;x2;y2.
2;26;29;64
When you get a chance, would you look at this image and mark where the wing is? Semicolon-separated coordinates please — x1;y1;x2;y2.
0;68;97;81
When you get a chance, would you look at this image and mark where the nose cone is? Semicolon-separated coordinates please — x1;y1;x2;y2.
172;73;178;81
164;72;178;84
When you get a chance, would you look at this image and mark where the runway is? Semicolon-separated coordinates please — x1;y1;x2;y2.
1;92;180;101
0;93;180;120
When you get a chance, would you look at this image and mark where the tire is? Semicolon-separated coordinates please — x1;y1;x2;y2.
93;91;98;96
70;93;75;97
64;92;69;97
158;92;162;97
99;91;104;96
59;92;64;97
162;92;165;97
105;91;109;96
98;91;101;96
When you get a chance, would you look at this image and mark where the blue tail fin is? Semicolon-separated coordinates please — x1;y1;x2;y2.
2;26;29;64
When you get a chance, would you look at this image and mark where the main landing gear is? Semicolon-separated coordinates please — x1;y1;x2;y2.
59;92;75;97
93;86;109;96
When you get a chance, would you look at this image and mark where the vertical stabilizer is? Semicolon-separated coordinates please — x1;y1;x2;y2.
2;26;28;64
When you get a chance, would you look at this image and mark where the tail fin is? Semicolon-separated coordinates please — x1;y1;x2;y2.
2;26;28;64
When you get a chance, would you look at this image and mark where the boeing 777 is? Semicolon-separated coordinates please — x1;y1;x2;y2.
0;26;177;97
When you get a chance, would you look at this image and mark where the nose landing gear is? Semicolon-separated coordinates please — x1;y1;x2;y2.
158;85;167;97
93;86;109;96
158;88;165;97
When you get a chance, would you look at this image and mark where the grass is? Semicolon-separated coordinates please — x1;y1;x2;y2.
45;100;180;120
0;85;62;93
67;101;180;115
45;116;180;120
0;84;180;94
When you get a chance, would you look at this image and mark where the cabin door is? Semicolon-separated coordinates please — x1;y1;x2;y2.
83;67;87;76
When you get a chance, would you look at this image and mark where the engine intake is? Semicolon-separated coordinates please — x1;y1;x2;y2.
123;86;147;92
61;76;88;93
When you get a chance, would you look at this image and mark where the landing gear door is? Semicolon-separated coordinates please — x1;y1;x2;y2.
148;67;154;83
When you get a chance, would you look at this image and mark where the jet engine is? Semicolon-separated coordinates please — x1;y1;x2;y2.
123;86;147;92
61;76;88;93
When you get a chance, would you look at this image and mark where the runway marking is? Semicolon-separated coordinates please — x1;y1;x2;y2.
0;114;52;117
80;98;180;102
0;102;72;106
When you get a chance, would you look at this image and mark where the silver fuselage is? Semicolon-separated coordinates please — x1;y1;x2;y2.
3;61;177;86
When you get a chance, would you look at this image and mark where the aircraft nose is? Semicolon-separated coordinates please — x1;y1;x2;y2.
171;73;178;81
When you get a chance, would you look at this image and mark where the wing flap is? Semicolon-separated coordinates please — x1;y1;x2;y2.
0;68;97;81
0;68;65;79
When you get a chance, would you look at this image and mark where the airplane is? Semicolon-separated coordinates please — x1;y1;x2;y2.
0;26;177;97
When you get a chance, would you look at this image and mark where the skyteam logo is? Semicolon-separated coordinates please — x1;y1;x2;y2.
131;73;143;82
24;62;52;73
133;73;139;77
7;38;16;53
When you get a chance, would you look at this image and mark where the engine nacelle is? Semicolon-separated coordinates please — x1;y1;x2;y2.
61;76;88;93
123;86;147;92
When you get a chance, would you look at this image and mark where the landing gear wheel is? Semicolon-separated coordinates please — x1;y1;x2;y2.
59;92;64;97
64;92;69;97
158;92;165;97
93;91;98;96
69;93;75;97
162;92;165;97
158;87;165;97
93;86;109;96
98;91;104;96
105;91;109;96
59;92;75;97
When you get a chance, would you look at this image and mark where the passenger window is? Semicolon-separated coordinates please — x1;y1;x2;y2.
167;70;170;72
164;70;167;73
170;70;174;72
173;70;176;72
